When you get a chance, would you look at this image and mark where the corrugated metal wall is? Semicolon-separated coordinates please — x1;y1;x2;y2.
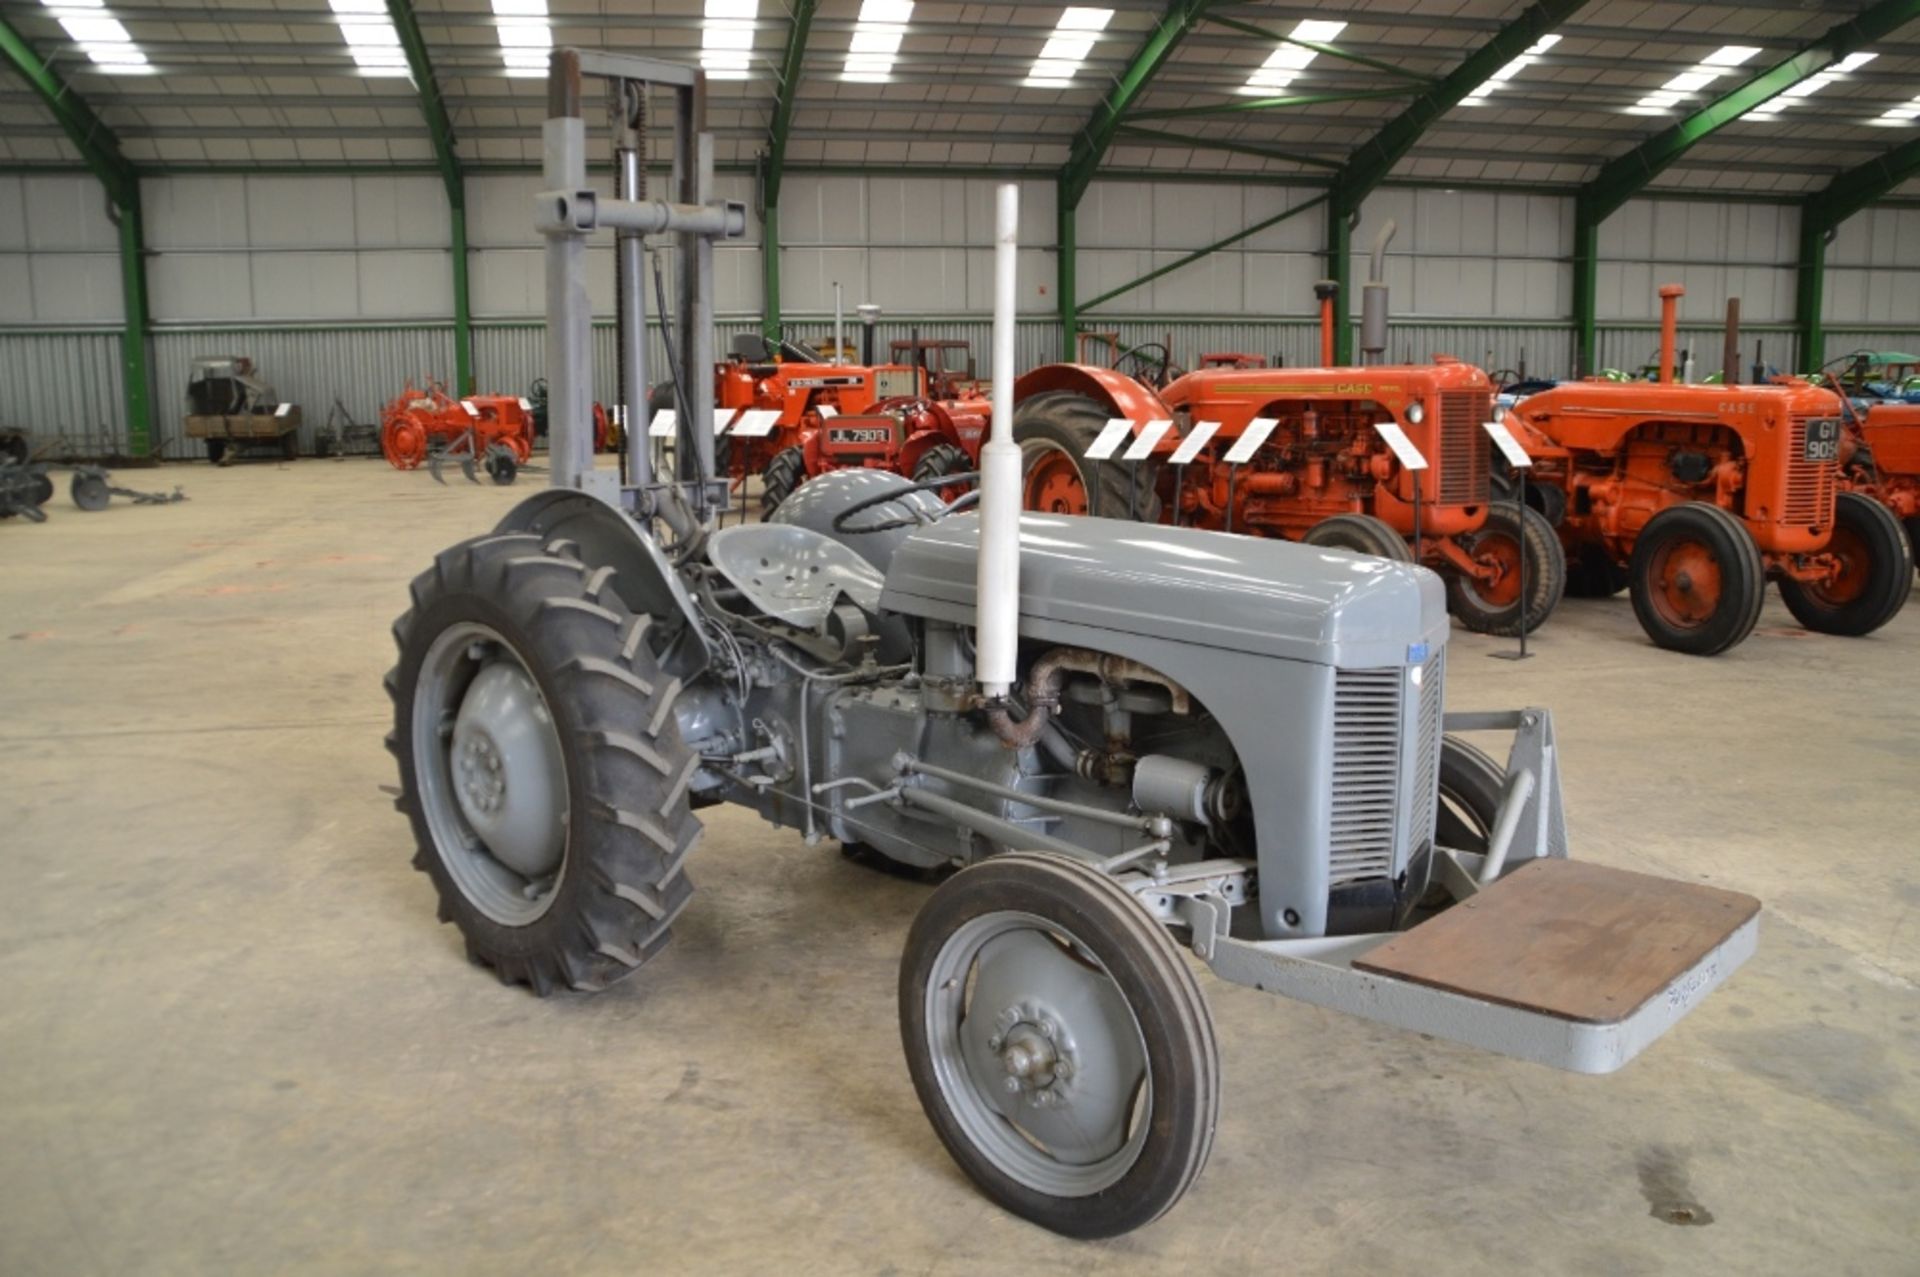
1823;330;1920;364
1594;325;1801;379
0;329;126;454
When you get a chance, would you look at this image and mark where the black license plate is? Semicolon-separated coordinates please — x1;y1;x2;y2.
1803;418;1840;463
828;426;890;448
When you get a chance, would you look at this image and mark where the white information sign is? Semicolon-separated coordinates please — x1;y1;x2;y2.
1169;420;1219;465
1123;419;1175;461
1483;417;1534;468
1222;416;1279;464
273;402;292;419
711;407;740;436
1374;419;1429;471
817;404;838;418
459;399;479;417
730;408;784;438
648;408;678;438
1084;418;1137;461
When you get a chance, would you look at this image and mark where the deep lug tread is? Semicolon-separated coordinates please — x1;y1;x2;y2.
388;531;703;996
1012;392;1161;521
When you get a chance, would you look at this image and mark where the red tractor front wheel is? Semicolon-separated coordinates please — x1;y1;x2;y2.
382;412;429;470
1627;502;1765;656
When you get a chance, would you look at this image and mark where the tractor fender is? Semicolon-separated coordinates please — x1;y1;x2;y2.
1014;364;1171;435
492;489;711;678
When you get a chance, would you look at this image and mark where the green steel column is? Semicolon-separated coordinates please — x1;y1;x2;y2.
1571;205;1598;377
1791;134;1920;373
762;202;782;342
1327;203;1351;364
763;0;816;341
117;192;152;458
450;198;472;392
1057;186;1076;355
1794;216;1826;374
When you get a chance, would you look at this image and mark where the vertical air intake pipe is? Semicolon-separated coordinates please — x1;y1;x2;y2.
1360;220;1396;366
975;183;1023;701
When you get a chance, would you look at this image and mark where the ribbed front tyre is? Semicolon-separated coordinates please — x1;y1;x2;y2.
387;531;702;994
899;852;1218;1238
1778;491;1913;637
1628;502;1765;656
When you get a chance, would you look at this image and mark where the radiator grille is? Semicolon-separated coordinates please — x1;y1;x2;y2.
1330;668;1403;885
1408;650;1445;857
1782;416;1836;528
1436;391;1492;505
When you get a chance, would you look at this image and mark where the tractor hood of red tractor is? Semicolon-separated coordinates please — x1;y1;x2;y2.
880;513;1449;669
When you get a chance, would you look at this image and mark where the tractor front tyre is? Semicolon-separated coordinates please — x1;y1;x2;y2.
761;445;807;514
911;441;972;498
1301;513;1413;562
1777;490;1914;637
1013;392;1160;522
1444;503;1567;637
900;852;1218;1239
386;532;702;995
1628;502;1765;656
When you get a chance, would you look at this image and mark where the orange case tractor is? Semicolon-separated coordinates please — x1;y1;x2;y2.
699;336;985;511
1503;287;1912;656
380;381;534;472
1820;353;1920;555
1010;284;1565;637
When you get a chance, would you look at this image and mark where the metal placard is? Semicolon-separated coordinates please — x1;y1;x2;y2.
1483;417;1533;468
1123;419;1174;461
1374;419;1429;471
817;404;838;418
459;399;479;417
1222;416;1279;464
648;408;678;438
730;408;784;438
1169;420;1220;465
1085;418;1137;461
273;402;292;419
711;407;740;437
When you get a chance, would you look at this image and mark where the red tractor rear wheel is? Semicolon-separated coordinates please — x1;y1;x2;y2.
383;412;429;470
911;441;973;502
1628;502;1765;655
1444;504;1567;637
1012;393;1159;521
1777;490;1913;637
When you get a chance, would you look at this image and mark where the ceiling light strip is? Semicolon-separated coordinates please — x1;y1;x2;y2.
702;0;757;81
322;0;406;77
1460;33;1560;106
492;0;551;80
1237;19;1345;96
1024;7;1112;88
843;0;912;83
1745;51;1875;121
42;0;151;74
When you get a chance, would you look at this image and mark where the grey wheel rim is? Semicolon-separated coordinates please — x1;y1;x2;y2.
412;621;569;926
923;910;1151;1198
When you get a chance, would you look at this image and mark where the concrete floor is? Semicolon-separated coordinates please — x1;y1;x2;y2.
2;457;1917;1276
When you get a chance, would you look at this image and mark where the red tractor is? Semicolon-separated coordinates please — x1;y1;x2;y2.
1502;288;1912;655
696;334;985;511
1817;352;1920;558
890;338;984;400
380;381;534;473
1011;294;1564;637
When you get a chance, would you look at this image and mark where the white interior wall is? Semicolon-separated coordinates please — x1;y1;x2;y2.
1823;204;1920;328
0;174;125;325
1596;198;1799;324
1352;187;1572;321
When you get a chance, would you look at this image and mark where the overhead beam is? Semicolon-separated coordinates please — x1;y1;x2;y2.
1795;133;1920;371
1058;0;1214;349
1123;87;1416;122
762;0;816;341
0;13;152;457
1079;192;1329;313
1113;123;1341;170
1324;0;1594;362
1574;0;1920;374
385;0;471;393
1198;12;1437;86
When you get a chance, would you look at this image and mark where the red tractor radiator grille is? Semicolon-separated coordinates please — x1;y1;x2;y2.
1436;391;1492;505
1783;416;1837;528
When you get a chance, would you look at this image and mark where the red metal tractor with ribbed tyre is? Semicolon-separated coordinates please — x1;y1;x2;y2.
1009;352;1566;638
1501;287;1912;655
380;381;535;473
1814;353;1920;561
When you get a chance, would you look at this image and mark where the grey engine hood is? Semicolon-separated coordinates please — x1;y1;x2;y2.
879;513;1449;669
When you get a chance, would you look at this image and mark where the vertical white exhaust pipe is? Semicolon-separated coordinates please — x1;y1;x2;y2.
975;182;1023;700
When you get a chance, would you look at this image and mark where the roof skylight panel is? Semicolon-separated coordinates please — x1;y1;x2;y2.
1745;52;1876;121
43;0;151;73
1460;34;1560;106
843;0;912;82
702;0;757;80
1626;45;1759;115
1239;19;1345;96
493;0;552;79
1024;7;1112;88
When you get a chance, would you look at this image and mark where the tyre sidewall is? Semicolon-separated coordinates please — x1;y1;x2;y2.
1779;491;1914;636
1628;503;1762;655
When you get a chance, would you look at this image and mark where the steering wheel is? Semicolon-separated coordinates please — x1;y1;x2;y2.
1112;341;1179;387
830;471;983;535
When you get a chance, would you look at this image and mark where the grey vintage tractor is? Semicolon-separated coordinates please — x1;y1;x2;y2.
385;51;1760;1238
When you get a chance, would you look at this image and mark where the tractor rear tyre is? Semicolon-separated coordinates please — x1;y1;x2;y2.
1628;501;1765;656
1301;513;1413;562
761;445;806;514
1564;541;1629;597
1444;503;1567;637
1907;518;1920;574
900;851;1218;1239
206;438;228;465
911;440;972;496
1013;392;1160;521
1777;490;1913;637
387;531;702;994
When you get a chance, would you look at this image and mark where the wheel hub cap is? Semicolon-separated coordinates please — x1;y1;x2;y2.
450;661;566;879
